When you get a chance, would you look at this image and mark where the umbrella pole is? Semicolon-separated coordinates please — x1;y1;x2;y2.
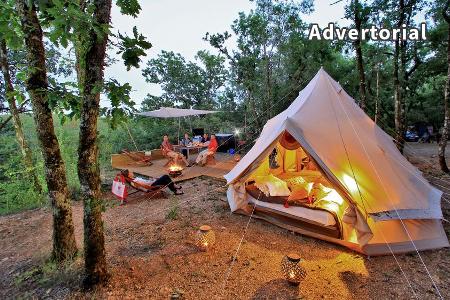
177;117;181;144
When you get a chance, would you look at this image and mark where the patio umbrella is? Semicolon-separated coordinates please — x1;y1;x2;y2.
135;107;219;141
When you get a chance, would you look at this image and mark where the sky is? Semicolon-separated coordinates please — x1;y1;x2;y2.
105;0;349;108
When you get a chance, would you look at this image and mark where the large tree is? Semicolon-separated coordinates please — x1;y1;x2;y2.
15;0;77;262
438;0;450;172
42;0;151;285
75;0;113;285
346;0;370;111
0;40;41;193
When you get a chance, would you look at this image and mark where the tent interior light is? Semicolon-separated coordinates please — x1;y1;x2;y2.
343;174;359;193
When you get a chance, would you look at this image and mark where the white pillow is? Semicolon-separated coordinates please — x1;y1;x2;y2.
265;174;291;196
253;175;291;197
254;182;270;197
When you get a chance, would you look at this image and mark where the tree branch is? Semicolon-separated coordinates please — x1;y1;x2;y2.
0;99;31;131
443;0;450;24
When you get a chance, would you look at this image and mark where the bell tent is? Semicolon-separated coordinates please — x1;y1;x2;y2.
224;68;449;255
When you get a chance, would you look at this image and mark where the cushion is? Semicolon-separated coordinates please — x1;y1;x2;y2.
265;175;291;196
288;189;309;202
284;176;309;192
309;183;331;202
254;174;291;197
254;181;270;197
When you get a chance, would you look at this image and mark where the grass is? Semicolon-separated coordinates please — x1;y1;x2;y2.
166;199;179;220
14;255;84;294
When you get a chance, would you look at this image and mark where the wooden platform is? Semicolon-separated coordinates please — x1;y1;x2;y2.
111;152;237;182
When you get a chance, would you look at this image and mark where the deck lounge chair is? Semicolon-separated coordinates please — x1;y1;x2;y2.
119;172;166;202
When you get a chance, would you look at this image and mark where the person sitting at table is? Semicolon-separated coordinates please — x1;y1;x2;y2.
179;133;192;158
121;169;183;195
201;133;210;146
161;134;191;166
195;134;218;166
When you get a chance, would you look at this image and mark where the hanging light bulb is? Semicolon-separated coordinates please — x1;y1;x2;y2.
281;253;307;285
195;225;216;251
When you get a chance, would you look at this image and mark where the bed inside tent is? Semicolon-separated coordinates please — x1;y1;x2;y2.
243;131;350;240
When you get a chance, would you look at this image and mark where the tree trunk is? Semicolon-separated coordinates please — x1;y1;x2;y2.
76;0;112;286
374;63;381;124
394;0;406;153
439;21;450;173
0;40;41;193
16;0;77;262
353;0;367;111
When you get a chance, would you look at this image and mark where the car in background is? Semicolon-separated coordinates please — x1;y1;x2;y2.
405;130;419;142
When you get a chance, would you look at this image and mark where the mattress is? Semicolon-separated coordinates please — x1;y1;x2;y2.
248;196;336;227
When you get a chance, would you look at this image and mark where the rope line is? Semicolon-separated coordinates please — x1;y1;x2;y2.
218;194;259;299
334;87;443;299
326;82;418;297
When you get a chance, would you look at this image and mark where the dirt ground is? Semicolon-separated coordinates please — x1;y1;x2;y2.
0;143;449;299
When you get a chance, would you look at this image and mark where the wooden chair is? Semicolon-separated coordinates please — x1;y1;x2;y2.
161;145;176;166
121;149;152;166
205;152;216;165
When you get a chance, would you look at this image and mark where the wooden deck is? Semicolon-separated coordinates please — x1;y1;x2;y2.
111;152;237;182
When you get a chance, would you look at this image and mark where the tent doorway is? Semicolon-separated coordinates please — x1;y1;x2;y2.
243;130;349;240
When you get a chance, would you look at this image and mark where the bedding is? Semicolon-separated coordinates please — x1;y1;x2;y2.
246;183;345;229
253;174;291;197
248;196;337;227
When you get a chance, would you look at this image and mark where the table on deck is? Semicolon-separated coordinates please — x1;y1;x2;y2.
173;145;207;160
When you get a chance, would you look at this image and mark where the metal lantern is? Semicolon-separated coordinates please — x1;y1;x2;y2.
195;225;215;251
281;253;307;285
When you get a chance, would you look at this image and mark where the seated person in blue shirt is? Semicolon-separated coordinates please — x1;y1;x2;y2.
179;133;192;157
201;133;210;146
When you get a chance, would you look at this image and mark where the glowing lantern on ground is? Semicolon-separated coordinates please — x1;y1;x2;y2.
281;253;307;285
195;225;215;251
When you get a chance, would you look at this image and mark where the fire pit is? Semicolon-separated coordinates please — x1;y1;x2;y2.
168;164;183;177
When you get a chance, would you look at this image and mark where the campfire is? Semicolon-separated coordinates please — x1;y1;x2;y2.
168;164;183;177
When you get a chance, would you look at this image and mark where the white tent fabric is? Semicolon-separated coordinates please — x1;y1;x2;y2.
136;107;218;118
224;68;449;254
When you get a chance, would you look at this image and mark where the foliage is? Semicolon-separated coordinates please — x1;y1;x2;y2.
117;26;152;71
166;199;179;220
142;50;228;109
1;0;450;215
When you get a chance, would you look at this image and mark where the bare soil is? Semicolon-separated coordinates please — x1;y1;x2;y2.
0;143;449;299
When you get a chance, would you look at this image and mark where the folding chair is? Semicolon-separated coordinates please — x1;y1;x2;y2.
120;173;166;202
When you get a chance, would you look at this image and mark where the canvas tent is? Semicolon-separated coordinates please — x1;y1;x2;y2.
224;68;449;255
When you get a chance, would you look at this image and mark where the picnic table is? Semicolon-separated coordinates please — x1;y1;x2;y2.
173;144;207;160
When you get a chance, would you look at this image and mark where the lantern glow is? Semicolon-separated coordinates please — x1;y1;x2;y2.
195;225;215;251
281;253;307;285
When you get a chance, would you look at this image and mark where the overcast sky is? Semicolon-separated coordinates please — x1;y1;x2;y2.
104;0;349;108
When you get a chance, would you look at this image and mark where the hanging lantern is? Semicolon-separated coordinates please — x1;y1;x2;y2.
195;225;215;251
269;148;280;169
281;253;307;285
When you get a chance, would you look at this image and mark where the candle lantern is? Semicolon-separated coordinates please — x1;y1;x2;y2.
195;225;215;251
281;253;307;285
